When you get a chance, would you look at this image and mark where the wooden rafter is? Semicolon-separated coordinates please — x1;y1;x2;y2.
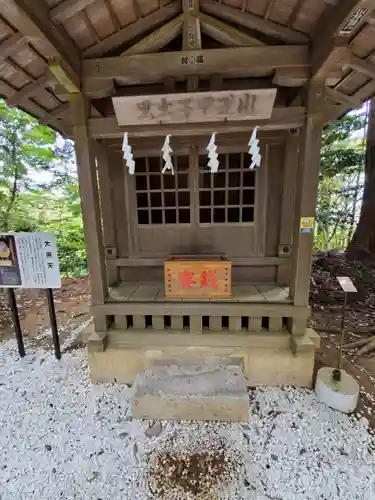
0;0;80;86
199;12;264;47
287;0;305;27
345;53;375;79
264;0;276;20
50;0;97;23
0;32;28;59
324;86;362;108
311;0;374;79
200;0;308;44
326;49;375;122
121;14;184;56
103;0;121;30
1;54;62;108
88;107;306;139
82;1;181;58
132;0;142;19
0;78;70;135
81;10;100;44
83;46;309;86
7;72;52;106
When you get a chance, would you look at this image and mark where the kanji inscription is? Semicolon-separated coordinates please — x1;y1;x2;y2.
112;89;277;126
164;259;231;299
0;232;61;289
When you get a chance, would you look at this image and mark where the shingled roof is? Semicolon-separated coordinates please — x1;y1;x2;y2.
1;0;375;137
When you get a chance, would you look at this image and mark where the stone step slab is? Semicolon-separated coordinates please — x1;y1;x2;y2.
132;362;249;422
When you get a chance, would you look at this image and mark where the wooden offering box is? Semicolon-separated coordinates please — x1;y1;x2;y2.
164;256;232;299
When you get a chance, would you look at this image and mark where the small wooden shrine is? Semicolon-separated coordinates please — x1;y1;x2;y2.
1;0;375;386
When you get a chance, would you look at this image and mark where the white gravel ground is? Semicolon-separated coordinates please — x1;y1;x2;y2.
1;336;375;500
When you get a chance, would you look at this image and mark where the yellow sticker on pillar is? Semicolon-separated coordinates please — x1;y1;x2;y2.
300;217;314;233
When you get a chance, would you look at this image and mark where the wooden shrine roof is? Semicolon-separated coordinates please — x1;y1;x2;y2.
1;0;375;137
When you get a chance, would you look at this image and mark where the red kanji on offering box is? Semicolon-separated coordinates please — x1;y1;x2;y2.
165;258;231;299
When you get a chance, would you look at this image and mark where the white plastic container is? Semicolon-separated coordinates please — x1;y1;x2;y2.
315;367;359;414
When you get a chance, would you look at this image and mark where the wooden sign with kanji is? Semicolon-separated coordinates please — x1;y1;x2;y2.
164;258;232;299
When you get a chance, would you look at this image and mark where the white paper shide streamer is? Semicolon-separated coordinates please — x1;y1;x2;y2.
206;132;219;173
248;126;261;169
122;133;135;175
161;134;174;175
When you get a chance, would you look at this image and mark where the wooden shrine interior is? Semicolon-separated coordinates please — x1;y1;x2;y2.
2;0;375;385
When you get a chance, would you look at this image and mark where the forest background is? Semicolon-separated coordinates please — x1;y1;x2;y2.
1;97;375;277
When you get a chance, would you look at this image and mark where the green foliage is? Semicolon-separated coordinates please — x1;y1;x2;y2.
315;110;366;251
0;99;87;276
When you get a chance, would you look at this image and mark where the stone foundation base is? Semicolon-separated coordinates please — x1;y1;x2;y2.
132;363;249;421
86;326;319;388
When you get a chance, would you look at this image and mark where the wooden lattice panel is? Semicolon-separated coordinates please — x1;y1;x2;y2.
164;258;232;299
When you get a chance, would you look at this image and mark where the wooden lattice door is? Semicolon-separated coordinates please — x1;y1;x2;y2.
129;147;266;258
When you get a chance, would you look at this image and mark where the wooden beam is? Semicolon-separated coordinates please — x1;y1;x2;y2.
272;67;308;87
199;12;264;47
50;0;97;23
200;0;308;44
75;76;277;100
82;1;181;58
0;0;80;82
122;14;184;55
89;107;306;138
345;53;375;79
324;86;362;108
7;72;52;105
311;0;373;79
312;44;350;81
92;301;307;318
0;32;28;59
49;57;80;93
182;0;201;91
83;46;309;85
182;0;201;51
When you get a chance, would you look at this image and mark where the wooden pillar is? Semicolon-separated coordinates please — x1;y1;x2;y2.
71;93;109;341
96;141;118;286
290;84;325;314
277;135;299;286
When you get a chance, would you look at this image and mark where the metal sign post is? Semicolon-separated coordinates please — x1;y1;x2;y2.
333;276;358;381
6;288;25;358
46;288;61;360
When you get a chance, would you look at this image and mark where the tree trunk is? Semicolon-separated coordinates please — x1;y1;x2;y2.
347;98;375;255
347;168;361;246
1;141;19;231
